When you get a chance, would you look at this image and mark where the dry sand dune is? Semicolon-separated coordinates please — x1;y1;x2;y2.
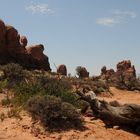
0;87;140;140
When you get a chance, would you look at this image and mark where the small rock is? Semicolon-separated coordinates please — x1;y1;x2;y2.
113;125;119;129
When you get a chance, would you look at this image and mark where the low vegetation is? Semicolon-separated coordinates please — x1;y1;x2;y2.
114;73;140;91
0;63;84;130
27;95;82;129
0;63;139;131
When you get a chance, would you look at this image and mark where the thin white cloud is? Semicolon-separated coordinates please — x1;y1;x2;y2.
96;10;136;26
96;17;119;26
25;3;54;15
113;10;136;18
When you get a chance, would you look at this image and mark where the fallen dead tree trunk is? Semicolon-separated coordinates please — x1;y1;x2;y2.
76;91;140;132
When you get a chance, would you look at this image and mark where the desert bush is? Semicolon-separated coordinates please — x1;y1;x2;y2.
0;79;8;93
12;82;45;106
0;63;27;82
61;102;81;119
1;98;11;106
0;112;5;122
0;64;83;110
34;76;78;106
7;108;22;119
115;74;140;91
92;80;110;94
75;78;110;94
12;76;79;108
27;95;81;128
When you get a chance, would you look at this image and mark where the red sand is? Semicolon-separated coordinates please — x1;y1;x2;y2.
0;87;140;140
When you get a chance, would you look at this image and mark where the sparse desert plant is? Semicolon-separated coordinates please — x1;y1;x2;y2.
61;102;80;119
0;79;8;93
0;63;88;114
1;98;11;106
7;108;22;119
12;82;45;106
27;95;82;129
0;112;5;121
34;76;78;106
92;79;110;94
9;74;80;109
0;63;28;83
115;72;140;91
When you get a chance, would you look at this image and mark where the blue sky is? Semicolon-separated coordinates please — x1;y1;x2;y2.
0;0;140;75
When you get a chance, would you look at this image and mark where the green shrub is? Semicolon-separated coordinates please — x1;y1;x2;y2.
115;74;140;91
61;102;80;119
0;79;9;93
7;108;22;119
33;76;78;106
0;63;27;82
0;64;82;110
12;82;45;106
27;95;81;129
1;98;11;106
12;77;79;108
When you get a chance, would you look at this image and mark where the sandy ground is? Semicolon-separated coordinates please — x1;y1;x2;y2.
0;87;140;140
99;87;140;105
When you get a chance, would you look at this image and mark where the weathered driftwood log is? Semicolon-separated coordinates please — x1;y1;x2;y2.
76;91;140;131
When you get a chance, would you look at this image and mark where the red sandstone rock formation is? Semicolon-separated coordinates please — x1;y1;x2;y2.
100;60;137;90
101;66;107;75
115;60;136;88
101;66;115;80
116;60;136;77
0;19;51;71
21;36;28;48
0;20;6;52
6;25;20;49
76;66;89;78
101;60;136;79
26;44;45;60
57;64;67;76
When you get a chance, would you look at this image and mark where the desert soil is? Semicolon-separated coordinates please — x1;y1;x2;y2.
0;87;140;140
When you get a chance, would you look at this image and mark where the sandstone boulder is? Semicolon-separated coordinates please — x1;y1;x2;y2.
26;44;44;60
21;36;28;48
101;66;107;75
76;66;89;78
57;64;67;76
